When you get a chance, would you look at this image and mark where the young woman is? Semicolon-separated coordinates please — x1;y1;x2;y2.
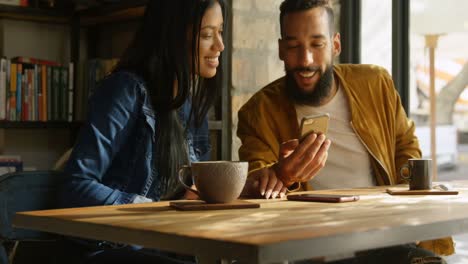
59;1;226;263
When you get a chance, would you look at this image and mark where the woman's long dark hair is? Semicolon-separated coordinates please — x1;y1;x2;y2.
114;0;226;198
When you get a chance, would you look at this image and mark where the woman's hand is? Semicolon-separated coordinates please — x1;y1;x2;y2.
243;167;288;199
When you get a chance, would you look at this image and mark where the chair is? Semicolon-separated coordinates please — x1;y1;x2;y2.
0;170;64;264
53;148;72;171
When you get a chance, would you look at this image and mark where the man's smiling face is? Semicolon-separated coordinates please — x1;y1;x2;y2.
279;7;341;105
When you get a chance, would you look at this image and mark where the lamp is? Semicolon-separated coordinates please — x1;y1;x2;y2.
410;0;468;180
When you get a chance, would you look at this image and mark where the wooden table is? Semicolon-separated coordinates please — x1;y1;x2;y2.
13;181;468;263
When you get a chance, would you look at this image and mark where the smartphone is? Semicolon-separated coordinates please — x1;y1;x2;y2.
287;193;360;203
299;113;330;140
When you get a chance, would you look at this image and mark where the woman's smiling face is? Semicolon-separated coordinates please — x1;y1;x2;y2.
196;1;225;78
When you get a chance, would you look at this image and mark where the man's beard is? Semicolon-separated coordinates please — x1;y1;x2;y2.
285;64;334;106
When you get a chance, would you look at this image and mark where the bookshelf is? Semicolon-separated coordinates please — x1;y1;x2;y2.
77;0;146;26
0;3;75;169
73;0;232;160
0;121;81;129
0;4;70;24
0;0;232;170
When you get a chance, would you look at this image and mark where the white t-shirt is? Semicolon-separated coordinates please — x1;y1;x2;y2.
295;85;375;190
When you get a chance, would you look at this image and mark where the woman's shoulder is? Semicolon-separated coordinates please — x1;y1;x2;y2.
92;70;147;100
101;70;146;90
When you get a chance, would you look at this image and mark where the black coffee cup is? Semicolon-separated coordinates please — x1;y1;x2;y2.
400;159;432;190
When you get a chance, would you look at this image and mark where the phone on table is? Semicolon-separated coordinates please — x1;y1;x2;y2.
287;193;360;203
299;113;330;140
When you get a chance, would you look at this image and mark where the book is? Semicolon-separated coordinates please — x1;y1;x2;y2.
19;63;36;121
36;64;42;121
33;64;38;121
11;56;60;66
52;66;60;121
21;67;28;121
8;62;17;121
16;63;22;121
41;64;47;121
60;66;68;121
0;0;28;7
0;155;23;174
0;57;7;120
13;63;20;121
68;62;74;122
5;60;10;120
46;66;52;121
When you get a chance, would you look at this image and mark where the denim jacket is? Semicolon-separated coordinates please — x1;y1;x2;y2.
60;71;211;208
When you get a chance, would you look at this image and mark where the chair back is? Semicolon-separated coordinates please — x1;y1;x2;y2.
0;242;7;264
0;170;64;241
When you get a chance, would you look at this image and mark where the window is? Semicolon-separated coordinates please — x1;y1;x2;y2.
409;0;468;177
360;0;392;73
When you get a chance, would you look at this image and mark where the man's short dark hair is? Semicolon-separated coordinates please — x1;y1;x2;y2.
279;0;335;37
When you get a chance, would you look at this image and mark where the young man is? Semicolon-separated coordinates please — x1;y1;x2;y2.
237;0;453;262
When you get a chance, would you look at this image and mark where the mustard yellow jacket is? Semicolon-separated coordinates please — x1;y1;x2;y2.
237;64;454;255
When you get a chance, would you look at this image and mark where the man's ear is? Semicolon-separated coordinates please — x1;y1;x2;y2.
332;33;341;57
278;38;285;61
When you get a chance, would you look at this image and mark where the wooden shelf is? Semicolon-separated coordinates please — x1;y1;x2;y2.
78;0;147;26
0;4;71;24
0;121;82;129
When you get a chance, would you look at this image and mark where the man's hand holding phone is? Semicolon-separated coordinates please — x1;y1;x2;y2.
242;113;331;199
274;133;331;187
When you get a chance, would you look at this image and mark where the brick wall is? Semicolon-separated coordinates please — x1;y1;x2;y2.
231;0;284;160
230;0;340;160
